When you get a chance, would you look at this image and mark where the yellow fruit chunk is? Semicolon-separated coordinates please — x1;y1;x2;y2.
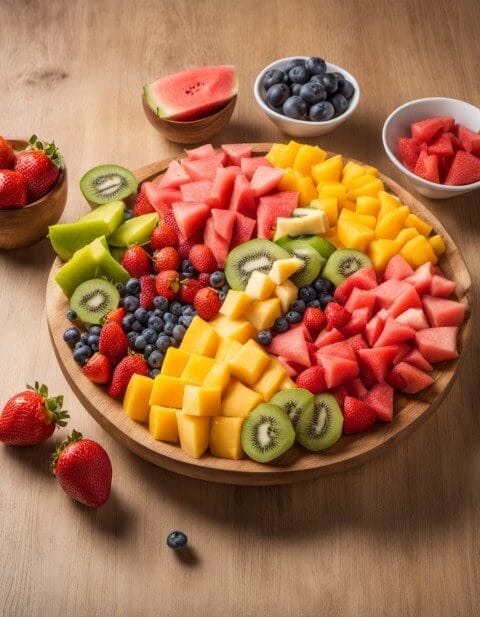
269;257;304;284
210;416;245;460
312;155;343;185
364;165;378;176
230;339;270;385
123;374;154;423
310;198;338;226
429;234;446;256
180;316;219;357
322;226;343;248
182;385;221;417
176;412;210;458
266;141;301;168
274;210;329;239
221;379;264;417
318;182;347;201
339;208;376;229
338;197;356;211
181;354;216;385
377;191;401;220
347;179;384;200
356;196;380;216
219;289;252;319
344;172;375;190
248;298;282;331
342;161;365;184
274;279;298;313
395;227;419;249
245;270;276;300
149;375;187;408
374;206;410;240
405;213;433;237
252;359;288;401
279;377;296;390
161;347;191;377
278;167;301;192
401;235;438;267
293;144;327;176
295;176;318;206
368;239;399;274
203;362;231;392
215;337;242;362
209;315;256;343
337;218;374;252
149;405;179;442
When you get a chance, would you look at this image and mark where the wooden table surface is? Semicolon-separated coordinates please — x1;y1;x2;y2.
1;1;479;615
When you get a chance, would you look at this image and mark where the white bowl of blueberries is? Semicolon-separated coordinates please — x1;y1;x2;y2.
254;56;360;137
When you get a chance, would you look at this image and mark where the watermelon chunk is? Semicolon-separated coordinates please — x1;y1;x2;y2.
346;334;369;353
447;131;465;151
240;156;273;180
357;345;399;383
414;150;440;183
208;167;238;209
314;327;345;348
172;201;210;239
392;342;411;365
374;317;415;347
389;285;422;318
157;160;191;189
388;362;434;394
182;153;226;181
203;217;229;268
411;118;449;144
229;174;256;217
256;191;298;239
211;209;236;243
230;212;256;248
316;340;356;361
291;322;313;343
398;137;419;170
346;378;368;399
317;355;359;389
276;356;299;378
333;267;378;305
427;132;454;157
365;313;386;347
344;287;376;315
180;180;213;204
404;261;435;294
250;166;285;197
422;295;465;327
341;307;371;337
445;150;480;186
402;348;433;372
430;274;456;298
330;385;348;407
185;144;216;159
362;383;394;422
221;144;252;166
395;307;429;330
456;125;480;155
141;183;181;216
384;255;414;281
267;327;311;367
415;327;459;363
374;279;410;309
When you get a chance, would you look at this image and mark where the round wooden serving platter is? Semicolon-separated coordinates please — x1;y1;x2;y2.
46;144;472;486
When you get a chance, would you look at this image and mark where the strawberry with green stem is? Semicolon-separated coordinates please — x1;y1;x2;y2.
14;135;63;202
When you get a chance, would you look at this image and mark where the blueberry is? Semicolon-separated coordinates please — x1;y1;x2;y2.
169;337;179;348
142;328;158;344
126;331;138;347
120;314;134;332
257;330;273;346
125;278;140;295
156;335;171;353
73;345;91;364
66;309;77;322
74;341;85;350
210;271;225;289
167;530;188;550
172;324;186;342
299;81;327;105
148;316;164;332
331;71;344;81
286;310;302;323
179;315;193;328
307;299;321;308
288;65;311;84
309;101;335;122
153;308;165;318
273;317;289;333
122;295;140;313
262;69;287;90
291;299;306;314
338;79;355;100
63;327;81;345
291;83;302;96
181;272;195;279
318;72;338;94
283;58;306;73
131;320;143;333
266;83;291;108
318;293;334;309
313;278;334;295
310;73;325;83
170;301;183;316
148;350;164;369
182;306;195;316
218;289;228;301
88;325;102;336
282;96;308;120
154;296;169;310
305;57;327;75
80;333;90;345
299;286;316;302
163;312;176;323
134;336;147;351
133;308;148;324
87;334;99;352
116;282;127;298
164;322;175;336
181;259;195;274
329;93;349;116
149;368;161;379
143;343;155;358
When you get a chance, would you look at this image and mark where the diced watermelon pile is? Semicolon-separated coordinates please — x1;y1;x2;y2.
397;117;480;185
138;143;295;266
268;255;464;432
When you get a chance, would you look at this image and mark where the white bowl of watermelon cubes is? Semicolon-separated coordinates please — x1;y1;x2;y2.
383;97;480;199
254;56;360;137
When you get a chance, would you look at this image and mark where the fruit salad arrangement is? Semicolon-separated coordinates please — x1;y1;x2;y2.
51;140;465;466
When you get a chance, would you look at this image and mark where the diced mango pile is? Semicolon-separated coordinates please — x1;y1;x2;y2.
266;141;446;274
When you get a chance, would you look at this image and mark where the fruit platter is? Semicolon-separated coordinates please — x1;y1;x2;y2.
45;142;471;485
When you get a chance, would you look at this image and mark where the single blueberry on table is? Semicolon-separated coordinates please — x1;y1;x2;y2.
288;65;311;84
299;81;327;104
273;317;289;333
154;296;169;310
266;83;290;108
257;330;273;346
282;96;308;120
66;309;77;322
125;278;140;295
262;69;287;90
309;101;335;122
63;327;81;346
305;57;327;75
167;531;188;550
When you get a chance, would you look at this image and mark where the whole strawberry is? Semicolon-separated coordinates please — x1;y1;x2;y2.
133;192;154;216
303;307;326;337
155;270;180;301
14;135;62;202
105;306;126;325
0;136;15;169
189;244;218;273
150;221;178;250
179;278;203;304
295;366;327;394
178;239;195;260
325;303;351;331
83;353;112;385
153;246;180;273
139;274;156;310
0;382;69;446
0;170;27;209
198;272;212;287
121;245;152;278
343;396;376;434
98;321;128;365
108;354;148;398
51;430;112;507
162;210;180;235
194;287;221;320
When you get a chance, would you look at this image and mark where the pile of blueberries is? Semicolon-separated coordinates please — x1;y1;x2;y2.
257;277;335;346
262;56;355;122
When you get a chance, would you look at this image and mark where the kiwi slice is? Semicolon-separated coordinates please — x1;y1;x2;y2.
241;403;295;463
322;248;372;287
296;393;343;451
281;238;325;287
225;239;290;290
277;234;335;260
70;278;120;325
80;164;138;207
270;388;314;428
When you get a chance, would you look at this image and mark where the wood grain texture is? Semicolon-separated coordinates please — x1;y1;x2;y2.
1;0;479;615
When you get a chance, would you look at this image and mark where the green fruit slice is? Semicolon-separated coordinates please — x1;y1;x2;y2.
281;238;325;287
108;213;158;247
322;248;372;287
296;393;343;451
225;239;290;290
70;278;120;325
270;388;314;428
241;403;295;463
80;164;138;207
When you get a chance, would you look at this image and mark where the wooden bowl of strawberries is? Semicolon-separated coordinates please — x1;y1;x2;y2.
0;136;67;250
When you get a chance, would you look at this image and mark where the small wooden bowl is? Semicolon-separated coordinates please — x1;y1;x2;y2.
0;139;67;250
142;95;237;144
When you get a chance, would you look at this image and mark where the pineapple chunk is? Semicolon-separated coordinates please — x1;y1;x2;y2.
221;379;263;417
395;227;419;248
429;234;446;256
374;206;409;240
318;182;347;201
230;339;270;385
269;257;304;284
149;405;179;442
245;270;276;300
338;197;356;211
123;374;154;423
161;347;191;377
274;280;298;313
356;196;380;216
364;165;378;176
273;210;329;240
181;354;216;385
176;413;210;458
215;337;242;362
401;236;437;267
203;362;231;392
210;416;244;460
311;155;343;185
180;316;219;357
182;385;221;417
209;315;257;343
149;375;187;408
337;218;374;252
310;197;338;226
248;298;282;331
293;144;327;176
220;290;252;319
252;360;288;400
405;213;432;237
266;141;301;168
368;239;399;274
278;167;301;192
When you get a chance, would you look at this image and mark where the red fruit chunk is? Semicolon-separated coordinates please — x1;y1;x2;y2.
139;274;157;310
389;285;422;318
121;245;152;278
317;340;356;361
395;307;429;331
250;166;285;197
384;254;414;281
402;348;433;372
303;307;326;337
203;217;229;268
99;321;128;366
83;353;112;385
0;169;27;208
447;131;464;151
430;274;456;298
315;327;345;348
374;317;415;347
427;132;454;157
157;160;191;189
276;356;299;378
414;150;439;183
172;201;210;239
387;362;434;394
363;383;394;422
182;153;226;181
341;307;370;337
189;244;218;273
346;334;368;353
229;174;256;217
317;355;359;389
411;118;449;144
105;306;126;325
422;295;465;327
221;143;252;166
256;191;298;239
230;212;256;248
180;180;213;204
325;303;351;331
142;183;181;216
185;144;216;159
344;287;376;314
343;396;376;434
194;287;222;321
405;261;435;295
330;385;348;408
240;156;273;180
357;345;399;384
345;378;368;399
398;137;419;170
307;342;317;364
267;327;311;368
392;342;411;365
155;270;180;301
456;125;480;155
133;192;155;216
0;136;15;169
365;314;384;347
295;366;327;394
208;167;237;209
211;208;236;243
108;354;148;399
415;327;459;363
445;150;480;186
333;267;377;305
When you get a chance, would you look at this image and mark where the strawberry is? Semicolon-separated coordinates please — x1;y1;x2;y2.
179;278;203;304
325;303;351;331
155;270;180;301
193;287;221;320
139;274;156;310
0;170;27;208
0;136;15;169
189;244;218;273
198;272;212;287
98;321;128;365
153;246;180;273
178;239;195;260
121;245;152;278
303;307;326;337
343;396;376;434
105;306;126;325
133;192;155;216
386;367;408;391
82;353;112;385
163;210;180;234
295;366;327;394
51;429;112;507
14;135;62;201
108;354;148;398
0;381;69;445
150;221;178;250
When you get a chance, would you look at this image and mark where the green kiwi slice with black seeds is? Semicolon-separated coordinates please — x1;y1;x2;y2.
322;248;372;287
296;393;343;451
70;278;120;325
80;164;138;207
241;403;295;463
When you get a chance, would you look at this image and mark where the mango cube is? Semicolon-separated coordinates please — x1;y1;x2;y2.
149;375;187;408
364;165;378;176
248;298;282;331
182;385;221;417
176;413;210;458
221;379;264;417
161;347;191;377
293;144;327;176
338;198;356;211
318;182;347;201
181;354;216;385
220;289;252;319
266;141;301;168
279;377;296;390
203;362;231;392
356;196;380;216
337;218;374;252
312;155;343;185
149;405;179;442
322;226;343;248
180;316;219;357
310;197;338;226
374;206;410;240
269;258;304;284
230;339;270;385
401;235;437;267
429;234;446;256
368;239;399;274
252;360;288;400
405;213;432;237
346;179;384;200
339;208;376;229
123;374;154;423
342;161;365;184
295;176;318;206
278;167;301;192
274;280;298;313
344;172;375;190
209;315;256;343
210;416;244;460
215;337;242;362
245;270;276;300
377;191;401;220
395;227;419;248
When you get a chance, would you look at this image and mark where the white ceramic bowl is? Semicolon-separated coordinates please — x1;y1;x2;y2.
253;56;360;138
382;97;480;199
